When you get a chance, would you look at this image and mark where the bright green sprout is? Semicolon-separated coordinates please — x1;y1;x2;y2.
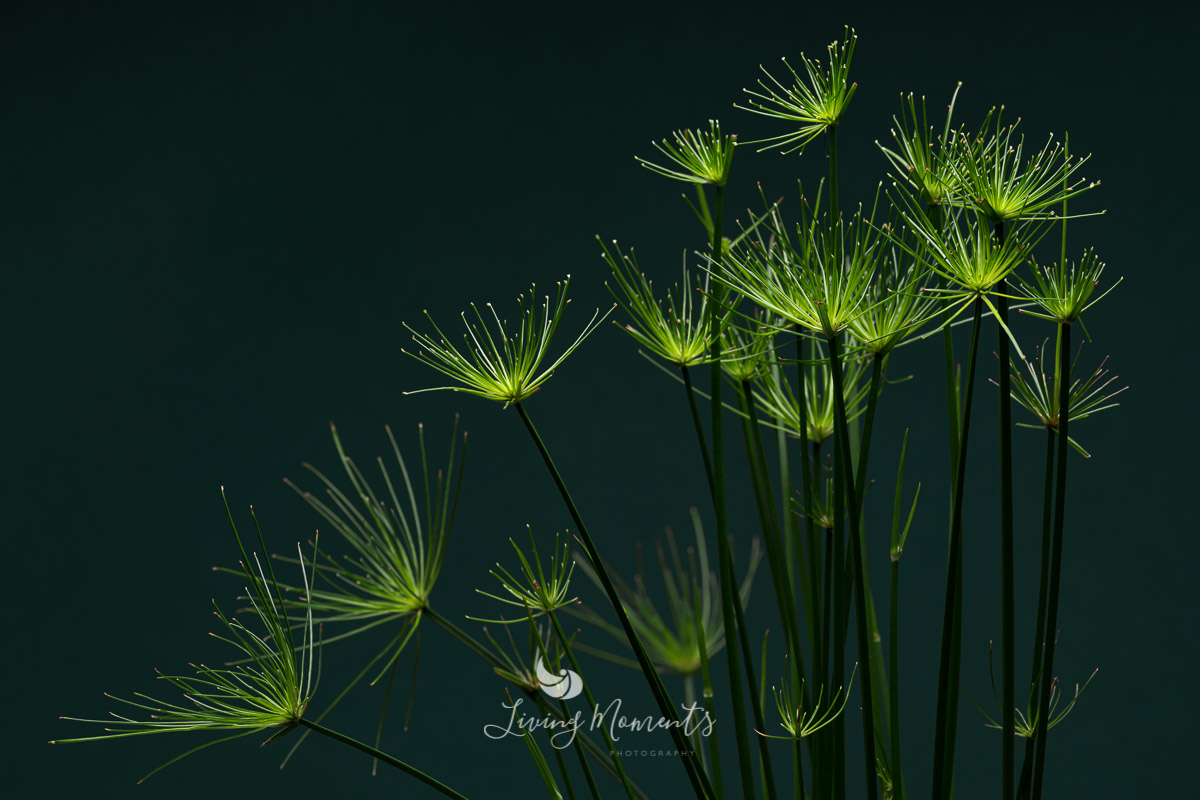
793;471;837;531
52;494;319;783
888;429;921;562
757;664;857;740
753;342;870;445
738;26;858;154
877;756;897;800
846;232;939;354
953;108;1100;223
720;319;774;383
281;420;465;682
891;192;1046;296
876;85;964;207
568;509;761;677
471;527;578;623
1002;340;1126;458
1019;248;1119;326
482;619;571;693
716;197;884;336
402;276;612;406
967;641;1098;738
636;119;736;186
602;237;716;366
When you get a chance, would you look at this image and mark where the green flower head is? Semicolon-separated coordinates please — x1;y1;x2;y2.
402;276;612;406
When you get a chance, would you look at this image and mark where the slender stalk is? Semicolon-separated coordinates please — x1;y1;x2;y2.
831;458;846;800
995;221;1016;800
887;429;913;800
726;511;781;798
683;364;716;494
548;608;637;799
931;297;984;800
298;718;469;800
829;126;840;253
774;332;809;656
853;354;884;504
821;521;833;686
795;334;820;670
1030;322;1072;800
819;523;833;800
563;696;604;800
825;331;879;800
1016;428;1057;798
888;556;904;800
846;353;893;767
739;379;807;697
694;582;725;799
930;204;960;480
1027;139;1075;800
705;184;760;800
682;372;756;799
515;402;715;800
797;736;807;800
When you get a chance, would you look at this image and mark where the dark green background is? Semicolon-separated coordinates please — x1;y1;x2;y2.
5;2;1195;797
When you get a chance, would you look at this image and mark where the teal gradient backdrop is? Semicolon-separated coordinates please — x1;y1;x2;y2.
5;1;1195;797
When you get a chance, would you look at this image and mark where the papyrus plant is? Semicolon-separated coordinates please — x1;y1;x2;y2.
56;26;1124;800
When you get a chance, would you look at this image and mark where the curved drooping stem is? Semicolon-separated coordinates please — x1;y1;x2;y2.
546;608;636;800
298;717;469;800
422;606;649;800
515;402;716;800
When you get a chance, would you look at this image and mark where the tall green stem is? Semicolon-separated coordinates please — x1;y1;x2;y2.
995;223;1016;800
832;456;846;800
515;402;715;799
298;718;469;800
796;336;820;634
706;183;761;800
1030;322;1072;800
682;371;756;800
739;379;807;696
853;354;883;503
930;204;959;480
825;331;879;800
846;353;894;769
888;556;904;800
683;364;715;494
829;126;840;253
1016;428;1057;798
693;582;725;799
932;297;984;800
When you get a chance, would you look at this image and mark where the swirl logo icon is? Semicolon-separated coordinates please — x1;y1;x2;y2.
535;657;583;700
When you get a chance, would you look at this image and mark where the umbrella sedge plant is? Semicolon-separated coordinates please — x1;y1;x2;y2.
55;26;1124;800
